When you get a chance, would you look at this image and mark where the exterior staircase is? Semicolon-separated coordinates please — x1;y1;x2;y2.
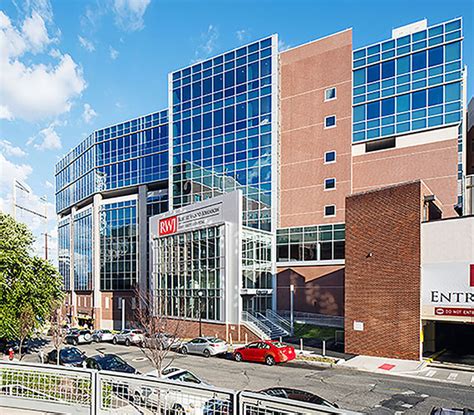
242;310;290;340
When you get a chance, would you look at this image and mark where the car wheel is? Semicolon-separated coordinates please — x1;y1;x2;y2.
203;349;211;358
234;352;243;362
172;404;185;415
265;355;275;366
180;346;188;355
112;337;117;345
133;391;143;405
125;338;131;347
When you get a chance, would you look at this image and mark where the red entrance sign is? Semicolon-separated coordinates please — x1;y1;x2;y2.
434;307;474;317
159;216;177;236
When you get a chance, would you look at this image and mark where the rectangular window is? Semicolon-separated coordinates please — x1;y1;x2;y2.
324;151;336;164
324;205;336;217
324;178;336;190
367;64;380;83
325;87;337;101
324;115;336;128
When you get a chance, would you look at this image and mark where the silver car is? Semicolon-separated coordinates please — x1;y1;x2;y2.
112;329;144;346
92;329;114;343
180;337;228;357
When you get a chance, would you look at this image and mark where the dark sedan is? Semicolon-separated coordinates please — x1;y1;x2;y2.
85;354;138;374
258;387;339;408
45;347;86;367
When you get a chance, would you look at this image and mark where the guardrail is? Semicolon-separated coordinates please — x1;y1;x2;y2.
0;361;362;415
278;311;344;328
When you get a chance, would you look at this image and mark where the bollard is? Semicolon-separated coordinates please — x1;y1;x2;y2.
279;336;282;343
322;340;326;356
300;338;303;352
229;333;233;346
245;333;248;344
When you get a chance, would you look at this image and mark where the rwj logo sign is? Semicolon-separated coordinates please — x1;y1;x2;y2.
159;216;177;236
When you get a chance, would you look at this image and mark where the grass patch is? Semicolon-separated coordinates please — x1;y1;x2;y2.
294;323;337;340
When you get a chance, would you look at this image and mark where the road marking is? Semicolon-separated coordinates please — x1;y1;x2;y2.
471;375;474;384
421;394;429;398
426;370;436;377
402;403;413;408
447;373;458;381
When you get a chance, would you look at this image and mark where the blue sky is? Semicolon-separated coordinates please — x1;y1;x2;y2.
0;0;472;259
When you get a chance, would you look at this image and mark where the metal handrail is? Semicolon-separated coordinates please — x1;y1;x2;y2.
241;311;272;337
278;310;344;328
265;309;292;332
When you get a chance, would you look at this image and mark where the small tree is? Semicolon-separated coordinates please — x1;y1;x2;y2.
17;305;35;361
134;289;182;376
50;306;67;365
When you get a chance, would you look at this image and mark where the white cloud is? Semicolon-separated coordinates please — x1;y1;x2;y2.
193;24;219;63
0;153;32;190
278;38;290;52
22;11;51;52
78;35;95;52
113;0;151;32
32;122;62;150
82;103;97;123
0;139;27;157
236;29;250;43
109;46;119;60
44;180;54;189
0;10;86;122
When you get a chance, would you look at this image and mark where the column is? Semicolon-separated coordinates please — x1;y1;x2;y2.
92;193;102;328
138;185;148;296
70;206;77;326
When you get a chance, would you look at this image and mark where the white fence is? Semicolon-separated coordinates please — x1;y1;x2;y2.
0;361;362;415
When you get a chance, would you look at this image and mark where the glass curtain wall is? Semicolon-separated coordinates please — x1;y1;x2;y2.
153;226;223;321
276;224;345;263
100;200;138;290
170;36;277;231
58;217;71;290
73;209;93;291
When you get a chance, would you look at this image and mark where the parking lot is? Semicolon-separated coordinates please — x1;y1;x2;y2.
17;338;474;414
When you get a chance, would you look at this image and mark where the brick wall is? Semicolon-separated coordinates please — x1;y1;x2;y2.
344;181;422;360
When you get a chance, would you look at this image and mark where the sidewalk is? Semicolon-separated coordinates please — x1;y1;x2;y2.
339;355;426;374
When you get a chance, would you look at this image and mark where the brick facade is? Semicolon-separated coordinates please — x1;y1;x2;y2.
344;181;423;360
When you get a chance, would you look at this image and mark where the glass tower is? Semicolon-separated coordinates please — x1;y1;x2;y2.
169;35;279;232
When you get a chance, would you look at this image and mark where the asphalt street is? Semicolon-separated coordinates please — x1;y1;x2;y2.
20;340;474;414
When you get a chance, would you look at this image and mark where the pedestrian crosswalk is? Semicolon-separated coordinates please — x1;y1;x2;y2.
417;367;474;386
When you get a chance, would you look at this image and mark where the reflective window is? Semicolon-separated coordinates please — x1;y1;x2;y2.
324;151;336;163
324;205;336;217
325;115;336;128
325;87;337;101
324;178;336;190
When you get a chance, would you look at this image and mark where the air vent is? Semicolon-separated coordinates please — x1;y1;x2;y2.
366;137;396;153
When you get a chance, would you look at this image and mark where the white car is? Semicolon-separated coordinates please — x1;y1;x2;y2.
92;329;114;343
180;337;228;357
132;368;210;414
112;329;144;346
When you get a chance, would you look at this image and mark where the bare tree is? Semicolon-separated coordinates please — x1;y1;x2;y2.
133;289;183;376
17;305;35;361
50;307;67;365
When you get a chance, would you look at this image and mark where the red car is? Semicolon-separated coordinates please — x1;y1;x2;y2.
233;341;296;366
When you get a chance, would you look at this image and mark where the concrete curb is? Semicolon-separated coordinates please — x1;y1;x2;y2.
427;362;474;373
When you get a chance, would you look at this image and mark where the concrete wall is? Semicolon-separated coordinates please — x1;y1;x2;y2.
279;29;353;227
344;181;423;360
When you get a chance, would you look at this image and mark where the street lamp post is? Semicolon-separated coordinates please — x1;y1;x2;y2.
197;290;204;337
290;284;295;336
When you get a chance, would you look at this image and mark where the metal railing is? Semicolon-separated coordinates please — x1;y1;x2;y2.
278;311;344;328
265;309;292;334
241;311;272;339
0;361;362;415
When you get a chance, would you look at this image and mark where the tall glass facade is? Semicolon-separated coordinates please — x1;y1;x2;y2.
170;36;278;232
58;217;71;290
100;200;137;290
352;18;463;143
55;110;169;213
153;226;223;321
73;209;93;291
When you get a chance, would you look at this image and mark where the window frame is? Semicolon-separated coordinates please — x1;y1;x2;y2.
324;151;336;164
324;205;336;217
324;87;337;102
324;115;337;129
324;178;336;191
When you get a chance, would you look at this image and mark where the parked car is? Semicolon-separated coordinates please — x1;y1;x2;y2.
65;329;92;345
112;329;144;346
233;341;296;366
92;329;114;343
85;354;138;374
0;338;29;355
258;387;339;408
131;367;209;413
180;337;228;357
45;347;86;367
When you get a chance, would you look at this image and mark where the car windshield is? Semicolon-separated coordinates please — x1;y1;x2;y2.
100;355;126;369
207;337;222;343
173;371;201;384
61;348;82;360
272;342;286;348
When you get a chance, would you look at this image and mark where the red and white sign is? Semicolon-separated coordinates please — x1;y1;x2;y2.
159;216;177;236
434;307;474;317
